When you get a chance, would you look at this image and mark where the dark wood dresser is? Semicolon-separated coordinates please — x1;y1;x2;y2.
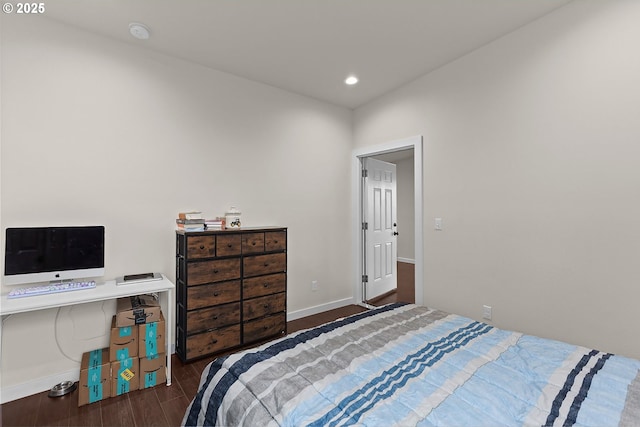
175;227;287;362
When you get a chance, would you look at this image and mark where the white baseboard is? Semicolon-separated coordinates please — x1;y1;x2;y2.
287;297;356;321
398;257;415;264
0;368;79;404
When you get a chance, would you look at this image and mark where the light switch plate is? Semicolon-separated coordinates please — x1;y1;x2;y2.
483;305;492;320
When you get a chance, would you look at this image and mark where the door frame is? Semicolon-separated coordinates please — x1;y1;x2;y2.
352;135;424;307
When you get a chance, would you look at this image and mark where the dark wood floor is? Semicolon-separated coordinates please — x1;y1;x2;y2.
0;262;414;427
367;261;415;306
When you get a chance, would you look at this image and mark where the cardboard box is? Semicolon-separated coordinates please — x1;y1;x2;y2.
138;312;165;359
139;354;167;389
109;316;138;361
116;294;161;327
79;348;111;406
111;357;139;396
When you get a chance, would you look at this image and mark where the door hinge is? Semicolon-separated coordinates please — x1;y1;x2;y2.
362;169;368;178
362;274;368;283
362;222;368;230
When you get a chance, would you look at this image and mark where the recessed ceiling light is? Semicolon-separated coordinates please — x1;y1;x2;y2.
129;23;150;40
345;76;359;85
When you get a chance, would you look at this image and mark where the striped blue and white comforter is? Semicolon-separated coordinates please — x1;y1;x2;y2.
183;303;640;426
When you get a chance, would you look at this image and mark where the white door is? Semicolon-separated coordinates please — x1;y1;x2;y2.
363;157;398;301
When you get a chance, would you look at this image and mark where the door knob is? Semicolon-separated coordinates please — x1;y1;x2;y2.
393;231;399;236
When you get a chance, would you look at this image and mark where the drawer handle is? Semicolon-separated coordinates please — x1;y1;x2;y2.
213;269;219;273
211;339;218;344
200;245;205;250
252;242;256;246
263;304;270;309
263;262;269;267
213;315;218;320
263;283;269;288
227;243;232;248
274;240;278;244
263;325;269;330
214;292;220;297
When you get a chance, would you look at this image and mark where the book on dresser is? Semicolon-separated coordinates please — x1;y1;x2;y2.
176;224;205;231
178;211;203;220
176;218;206;231
175;226;287;362
176;218;205;225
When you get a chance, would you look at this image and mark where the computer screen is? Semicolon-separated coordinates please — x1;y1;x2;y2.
3;226;105;286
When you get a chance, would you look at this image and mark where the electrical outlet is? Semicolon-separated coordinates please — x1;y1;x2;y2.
311;280;318;291
482;305;492;320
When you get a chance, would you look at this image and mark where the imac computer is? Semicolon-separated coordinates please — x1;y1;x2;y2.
3;226;105;286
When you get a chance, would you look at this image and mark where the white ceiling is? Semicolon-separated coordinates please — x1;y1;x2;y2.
43;0;573;109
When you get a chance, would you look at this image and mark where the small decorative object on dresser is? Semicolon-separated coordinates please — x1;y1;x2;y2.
225;206;242;228
175;227;287;362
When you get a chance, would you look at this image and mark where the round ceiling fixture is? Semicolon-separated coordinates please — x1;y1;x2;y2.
129;22;150;40
345;75;359;85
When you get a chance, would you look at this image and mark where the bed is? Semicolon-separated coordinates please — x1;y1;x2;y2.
182;303;640;426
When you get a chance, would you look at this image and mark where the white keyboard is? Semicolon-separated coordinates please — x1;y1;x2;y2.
8;281;96;299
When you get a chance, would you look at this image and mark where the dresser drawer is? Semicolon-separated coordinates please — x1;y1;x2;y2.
242;233;264;254
187;280;241;309
243;313;286;343
243;253;286;277
186;324;241;360
187;235;216;259
243;273;286;299
186;302;240;334
216;234;242;257
265;231;286;252
243;292;286;321
187;258;241;285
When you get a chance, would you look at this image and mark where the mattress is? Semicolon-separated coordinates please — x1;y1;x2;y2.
183;303;640;426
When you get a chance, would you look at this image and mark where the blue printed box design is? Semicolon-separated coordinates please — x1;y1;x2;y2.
79;348;110;406
138;313;165;358
110;315;139;361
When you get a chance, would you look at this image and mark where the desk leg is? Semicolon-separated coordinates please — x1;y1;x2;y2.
165;287;173;386
0;316;3;394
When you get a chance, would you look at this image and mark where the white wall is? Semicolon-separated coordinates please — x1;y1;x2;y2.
354;0;640;359
396;156;415;261
0;16;353;398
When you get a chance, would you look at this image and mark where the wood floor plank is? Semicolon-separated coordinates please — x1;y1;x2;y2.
128;387;169;427
190;356;217;376
68;398;102;427
154;382;184;404
288;305;366;333
175;375;201;404
169;355;200;384
396;261;415;303
34;392;73;426
1;392;41;426
160;395;190;427
100;394;134;427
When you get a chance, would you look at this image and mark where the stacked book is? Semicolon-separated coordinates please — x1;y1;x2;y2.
204;217;226;230
176;212;205;231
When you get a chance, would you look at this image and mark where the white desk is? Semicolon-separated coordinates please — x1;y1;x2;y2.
0;275;175;395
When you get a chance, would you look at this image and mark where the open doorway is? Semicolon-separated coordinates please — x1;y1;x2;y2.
352;136;423;309
364;151;414;306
